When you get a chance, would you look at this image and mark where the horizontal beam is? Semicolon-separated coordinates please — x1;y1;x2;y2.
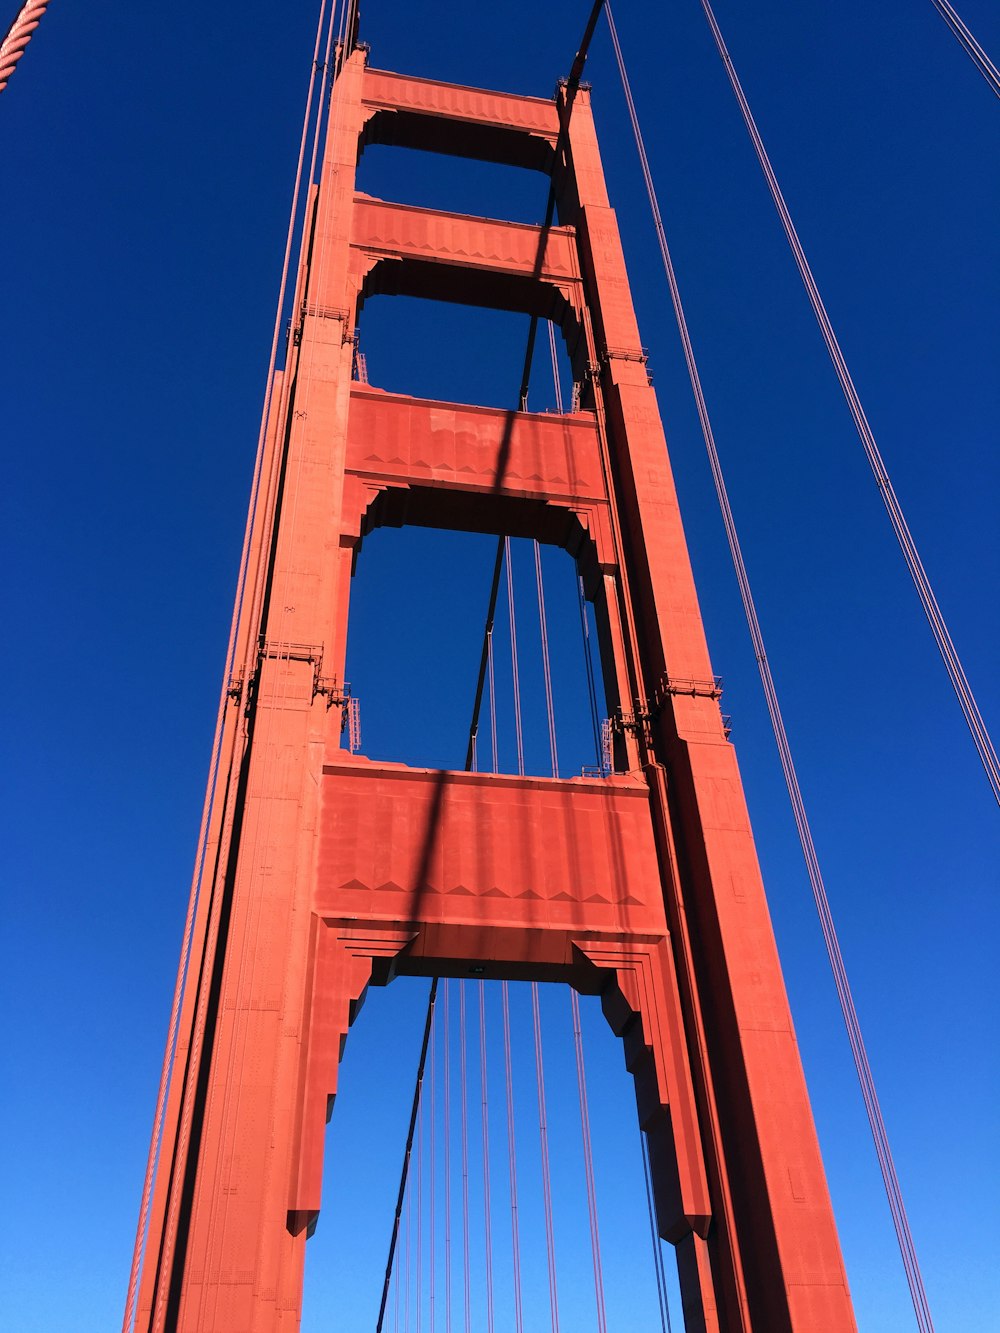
351;195;581;288
346;385;605;502
362;66;560;153
318;756;665;939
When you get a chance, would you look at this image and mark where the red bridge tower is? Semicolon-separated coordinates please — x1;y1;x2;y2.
134;47;856;1333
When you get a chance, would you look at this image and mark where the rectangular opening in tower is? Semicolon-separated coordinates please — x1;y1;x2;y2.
344;527;608;778
355;297;574;414
301;977;683;1333
357;140;551;227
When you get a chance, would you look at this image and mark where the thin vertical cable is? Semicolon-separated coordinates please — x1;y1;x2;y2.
547;322;566;414
443;982;453;1333
460;983;471;1333
394;1218;401;1333
534;543;560;778
429;1012;436;1333
417;1041;424;1333
488;629;499;775
531;984;560;1333
479;982;495;1333
929;0;1000;97
504;538;526;776
640;1131;673;1333
465;540;507;772
607;5;940;1327
405;1171;412;1333
697;0;998;807
537;324;564;778
501;982;524;1333
570;990;607;1333
377;978;439;1333
577;576;604;770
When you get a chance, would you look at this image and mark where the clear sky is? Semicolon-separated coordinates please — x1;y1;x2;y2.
1;2;997;1331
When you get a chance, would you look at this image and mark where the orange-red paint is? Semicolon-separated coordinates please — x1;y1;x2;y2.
134;51;856;1332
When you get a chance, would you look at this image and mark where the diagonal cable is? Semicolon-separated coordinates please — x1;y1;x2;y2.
929;0;1000;97
0;0;51;94
697;0;998;805
605;4;938;1327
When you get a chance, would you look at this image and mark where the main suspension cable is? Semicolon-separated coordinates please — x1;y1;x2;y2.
605;4;938;1328
929;0;1000;97
0;0;50;94
698;0;998;806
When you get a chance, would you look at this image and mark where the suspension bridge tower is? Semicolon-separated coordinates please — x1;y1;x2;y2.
130;36;857;1333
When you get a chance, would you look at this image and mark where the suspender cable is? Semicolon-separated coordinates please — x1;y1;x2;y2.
501;982;525;1333
466;541;507;772
559;232;602;773
467;0;604;762
479;982;496;1333
429;1016;436;1333
505;538;526;776
605;6;938;1328
0;0;51;94
120;5;334;1328
417;1068;424;1333
578;576;604;771
929;0;1000;98
547;323;565;415
405;1168;412;1333
520;0;606;411
443;982;453;1333
533;326;565;778
393;1213;401;1333
697;0;999;806
531;985;561;1333
376;979;439;1333
640;1131;673;1333
382;20;601;1332
488;627;499;774
570;991;607;1333
534;543;560;778
460;984;472;1333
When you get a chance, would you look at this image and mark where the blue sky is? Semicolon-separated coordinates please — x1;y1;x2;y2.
1;2;997;1330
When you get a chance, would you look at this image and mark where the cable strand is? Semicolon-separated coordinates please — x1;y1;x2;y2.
606;5;939;1327
696;0;998;805
928;0;1000;97
0;0;50;93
